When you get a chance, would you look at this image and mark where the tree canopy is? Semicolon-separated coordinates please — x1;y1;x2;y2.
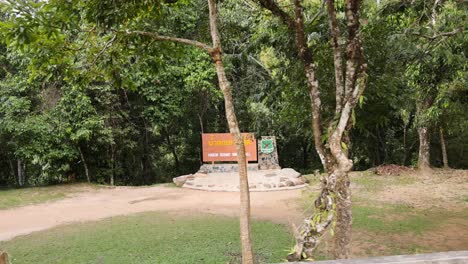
0;0;466;187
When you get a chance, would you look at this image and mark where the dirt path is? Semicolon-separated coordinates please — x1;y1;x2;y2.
0;186;304;241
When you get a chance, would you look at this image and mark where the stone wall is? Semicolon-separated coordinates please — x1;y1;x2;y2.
198;163;259;173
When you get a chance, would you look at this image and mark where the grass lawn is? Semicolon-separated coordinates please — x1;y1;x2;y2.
0;183;102;210
0;212;293;264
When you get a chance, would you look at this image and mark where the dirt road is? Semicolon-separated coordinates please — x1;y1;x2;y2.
0;185;304;241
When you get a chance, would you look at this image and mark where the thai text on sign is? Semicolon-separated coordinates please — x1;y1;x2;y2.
202;133;257;162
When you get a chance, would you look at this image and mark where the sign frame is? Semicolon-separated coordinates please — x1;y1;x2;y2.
201;133;257;162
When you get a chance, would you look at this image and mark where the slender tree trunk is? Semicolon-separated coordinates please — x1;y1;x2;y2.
303;141;308;169
207;0;254;262
439;127;448;168
164;128;181;174
198;114;205;134
78;146;91;183
17;159;21;186
110;145;115;186
198;114;205;166
418;126;430;170
17;159;24;187
8;159;15;180
402;126;407;165
142;122;150;184
127;1;254;261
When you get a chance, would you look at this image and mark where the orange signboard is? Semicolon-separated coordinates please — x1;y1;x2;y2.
202;133;257;162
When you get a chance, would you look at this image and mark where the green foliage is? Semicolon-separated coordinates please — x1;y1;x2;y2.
0;0;467;187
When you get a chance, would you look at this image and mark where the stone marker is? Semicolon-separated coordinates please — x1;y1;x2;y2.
258;136;281;170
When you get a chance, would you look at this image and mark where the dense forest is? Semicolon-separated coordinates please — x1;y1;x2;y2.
0;0;466;187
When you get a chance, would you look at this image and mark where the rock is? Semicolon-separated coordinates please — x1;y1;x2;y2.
194;172;207;178
279;182;286;188
285;180;294;186
208;184;215;188
280;177;288;182
173;174;191;187
265;173;277;177
281;168;301;178
292;177;306;185
249;185;257;189
187;175;195;180
184;182;193;186
263;183;272;188
196;185;203;187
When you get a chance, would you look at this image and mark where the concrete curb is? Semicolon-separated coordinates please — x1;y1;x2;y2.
182;183;308;192
280;251;468;264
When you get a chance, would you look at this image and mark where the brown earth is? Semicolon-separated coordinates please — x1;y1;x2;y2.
0;185;304;241
368;169;468;209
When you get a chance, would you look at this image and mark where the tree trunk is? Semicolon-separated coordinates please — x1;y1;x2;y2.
378;128;388;163
124;1;254;261
257;0;365;260
17;159;21;186
333;169;352;259
142;122;151;184
198;113;205;134
78;146;91;183
402;125;407;165
418;126;430;170
303;141;308;169
207;0;254;263
110;145;115;186
439;127;448;168
17;159;25;187
164;128;181;174
198;114;204;166
0;251;8;264
8;159;15;180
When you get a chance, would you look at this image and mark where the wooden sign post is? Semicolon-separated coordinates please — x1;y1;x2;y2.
0;251;9;264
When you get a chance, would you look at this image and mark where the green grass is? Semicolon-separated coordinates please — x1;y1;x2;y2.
461;195;468;203
151;182;177;188
351;172;416;192
0;183;100;210
0;212;293;264
303;174;322;186
352;204;436;234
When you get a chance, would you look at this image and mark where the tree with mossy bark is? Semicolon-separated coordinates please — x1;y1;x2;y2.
256;0;367;260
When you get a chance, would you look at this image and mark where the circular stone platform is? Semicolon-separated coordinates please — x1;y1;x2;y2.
174;168;307;192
